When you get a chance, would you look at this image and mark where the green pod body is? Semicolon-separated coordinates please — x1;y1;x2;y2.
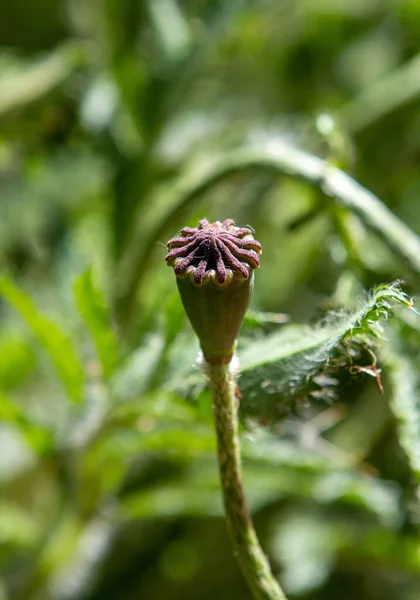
177;273;254;363
166;219;261;363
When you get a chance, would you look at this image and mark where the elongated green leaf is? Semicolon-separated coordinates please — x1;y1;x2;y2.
122;455;401;526
0;278;84;403
386;348;420;482
0;501;41;547
74;269;118;379
0;43;83;118
0;394;53;455
0;337;35;391
244;309;290;329
168;283;413;421
111;333;166;401
0;151;109;258
238;283;413;420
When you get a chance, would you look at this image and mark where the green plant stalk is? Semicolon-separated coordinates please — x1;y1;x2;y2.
121;143;420;317
206;360;288;600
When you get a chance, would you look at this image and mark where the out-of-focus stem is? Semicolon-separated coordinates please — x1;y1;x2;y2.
122;143;420;310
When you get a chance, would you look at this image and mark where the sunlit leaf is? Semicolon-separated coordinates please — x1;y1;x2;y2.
0;393;53;455
0;337;35;391
0;278;84;403
0;151;110;257
238;283;413;420
0;501;41;547
74;269;118;379
111;333;166;401
386;347;420;482
122;455;401;526
0;43;83;118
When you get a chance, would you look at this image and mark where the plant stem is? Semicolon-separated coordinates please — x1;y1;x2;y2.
206;360;288;600
123;142;420;307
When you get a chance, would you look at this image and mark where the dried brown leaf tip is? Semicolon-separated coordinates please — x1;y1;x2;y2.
165;218;262;286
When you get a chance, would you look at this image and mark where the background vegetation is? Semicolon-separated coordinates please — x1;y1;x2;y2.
1;1;420;599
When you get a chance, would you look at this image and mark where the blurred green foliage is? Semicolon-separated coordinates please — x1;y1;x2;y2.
1;1;420;599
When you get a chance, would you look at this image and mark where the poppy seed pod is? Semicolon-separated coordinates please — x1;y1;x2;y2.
165;218;262;364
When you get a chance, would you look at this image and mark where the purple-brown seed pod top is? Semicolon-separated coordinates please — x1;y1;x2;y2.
165;218;262;286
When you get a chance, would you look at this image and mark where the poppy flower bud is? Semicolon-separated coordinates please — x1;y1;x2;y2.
165;218;261;364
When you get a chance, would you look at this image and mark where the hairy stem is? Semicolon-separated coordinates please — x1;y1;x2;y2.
122;143;420;307
206;360;288;600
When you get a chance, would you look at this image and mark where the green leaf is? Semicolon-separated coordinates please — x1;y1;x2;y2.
0;336;35;391
111;333;166;401
0;150;109;258
163;292;186;348
0;394;54;455
237;283;413;420
243;309;290;330
385;344;420;482
0;278;84;403
74;269;118;379
0;501;41;548
0;43;83;118
122;454;401;526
